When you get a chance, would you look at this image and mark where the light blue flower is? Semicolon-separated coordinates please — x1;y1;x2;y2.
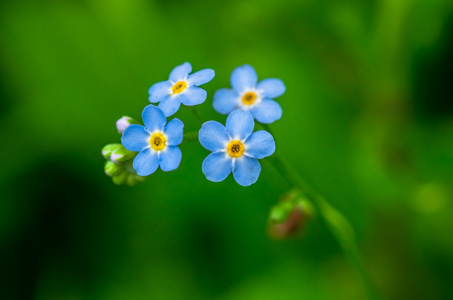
148;62;215;117
213;65;286;124
198;110;275;186
121;105;184;176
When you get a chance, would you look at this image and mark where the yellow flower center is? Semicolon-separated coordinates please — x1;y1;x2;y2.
241;92;257;105
149;133;167;151
227;140;245;158
172;81;187;95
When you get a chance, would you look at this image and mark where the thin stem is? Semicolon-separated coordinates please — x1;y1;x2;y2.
183;131;198;142
185;106;204;124
261;123;379;300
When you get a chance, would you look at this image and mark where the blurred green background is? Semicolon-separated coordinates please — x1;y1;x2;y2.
1;0;453;299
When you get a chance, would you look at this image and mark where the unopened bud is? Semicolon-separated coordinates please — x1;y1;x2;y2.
110;146;136;164
268;190;314;239
104;160;124;177
112;172;128;185
116;116;138;134
125;173;145;186
102;143;122;159
102;149;145;186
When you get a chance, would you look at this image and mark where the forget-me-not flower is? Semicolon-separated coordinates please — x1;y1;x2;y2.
213;65;285;124
121;105;184;176
148;62;215;117
199;110;275;186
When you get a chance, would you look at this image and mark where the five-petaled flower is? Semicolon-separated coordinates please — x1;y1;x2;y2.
199;110;275;186
213;65;285;124
121;105;184;176
148;62;215;117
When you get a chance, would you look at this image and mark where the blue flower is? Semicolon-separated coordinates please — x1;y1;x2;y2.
213;65;286;124
121;105;184;176
198;110;275;186
148;62;215;117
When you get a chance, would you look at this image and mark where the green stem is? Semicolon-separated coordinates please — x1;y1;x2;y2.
183;131;199;142
261;124;379;300
185;106;204;124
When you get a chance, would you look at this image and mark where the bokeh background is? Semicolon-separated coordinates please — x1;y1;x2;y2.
1;0;453;299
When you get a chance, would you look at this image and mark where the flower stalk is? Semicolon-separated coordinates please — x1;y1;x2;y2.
183;131;199;142
261;123;379;300
186;106;204;124
104;62;379;298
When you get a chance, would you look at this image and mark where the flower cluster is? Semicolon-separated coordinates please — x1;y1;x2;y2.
102;62;285;186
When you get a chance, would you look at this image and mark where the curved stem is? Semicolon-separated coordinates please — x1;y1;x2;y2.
261;124;379;300
184;108;378;298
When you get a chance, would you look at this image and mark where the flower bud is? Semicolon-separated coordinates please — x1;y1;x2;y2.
116;116;138;134
125;173;145;186
102;143;145;186
112;172;128;185
268;190;315;239
110;146;137;164
104;160;124;177
102;143;122;159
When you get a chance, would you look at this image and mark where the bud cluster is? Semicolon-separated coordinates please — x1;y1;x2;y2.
101;115;145;186
268;189;315;239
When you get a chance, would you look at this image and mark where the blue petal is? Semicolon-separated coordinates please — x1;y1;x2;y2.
158;96;182;117
202;152;233;182
244;130;275;159
121;124;150;151
257;78;286;98
187;69;215;86
133;148;159;176
169;62;192;82
148;81;172;103
250;99;282;124
179;86;207;106
142;104;167;131
225;110;254;140
159;146;182;172
232;156;261;186
164;118;184;146
213;88;240;115
230;65;258;92
199;121;229;152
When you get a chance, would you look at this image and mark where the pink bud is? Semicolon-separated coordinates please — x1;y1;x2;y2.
116;117;134;134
